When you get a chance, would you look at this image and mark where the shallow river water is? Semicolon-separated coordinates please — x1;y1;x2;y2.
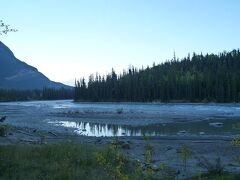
0;100;240;137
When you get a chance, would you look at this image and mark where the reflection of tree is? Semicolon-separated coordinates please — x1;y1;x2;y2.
86;122;109;136
74;121;159;137
111;125;119;136
76;122;80;128
99;124;107;135
107;124;112;131
89;123;95;134
96;123;100;134
83;122;87;129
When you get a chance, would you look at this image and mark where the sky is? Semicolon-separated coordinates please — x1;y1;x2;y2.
1;0;240;85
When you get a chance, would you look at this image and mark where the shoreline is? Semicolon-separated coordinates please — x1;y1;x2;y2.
1;98;240;104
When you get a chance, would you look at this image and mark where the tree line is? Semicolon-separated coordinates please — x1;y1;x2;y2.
0;88;73;102
75;49;240;103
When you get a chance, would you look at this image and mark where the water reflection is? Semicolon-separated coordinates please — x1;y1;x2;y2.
53;121;158;137
49;118;240;137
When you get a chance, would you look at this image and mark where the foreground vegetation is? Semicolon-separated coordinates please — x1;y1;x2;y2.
0;143;152;180
0;144;133;180
0;142;239;180
75;49;240;102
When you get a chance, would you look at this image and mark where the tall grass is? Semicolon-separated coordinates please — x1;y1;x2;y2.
0;142;239;179
0;125;8;136
0;144;112;180
0;143;148;180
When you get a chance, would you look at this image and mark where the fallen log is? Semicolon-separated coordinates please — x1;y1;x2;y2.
19;139;38;143
48;131;57;136
17;130;34;136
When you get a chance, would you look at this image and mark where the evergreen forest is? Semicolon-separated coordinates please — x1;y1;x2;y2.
0;88;73;102
75;49;240;103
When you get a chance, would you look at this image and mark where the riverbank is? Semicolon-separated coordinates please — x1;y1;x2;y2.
1;124;240;179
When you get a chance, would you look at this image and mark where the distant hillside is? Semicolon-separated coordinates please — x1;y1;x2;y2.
75;49;240;102
0;41;71;90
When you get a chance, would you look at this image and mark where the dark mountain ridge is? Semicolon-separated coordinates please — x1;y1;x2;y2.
0;41;71;90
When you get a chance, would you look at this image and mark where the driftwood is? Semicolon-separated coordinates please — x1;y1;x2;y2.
19;139;38;143
48;131;57;136
192;141;215;143
17;130;34;136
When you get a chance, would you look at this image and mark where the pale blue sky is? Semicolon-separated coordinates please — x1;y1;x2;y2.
1;0;240;85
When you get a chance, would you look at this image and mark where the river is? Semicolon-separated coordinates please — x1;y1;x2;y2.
0;100;240;137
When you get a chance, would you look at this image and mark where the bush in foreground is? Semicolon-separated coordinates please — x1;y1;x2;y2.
0;125;8;137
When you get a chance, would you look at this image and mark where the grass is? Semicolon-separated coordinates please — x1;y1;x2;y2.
0;142;239;180
0;143;147;180
178;144;191;172
0;144;104;180
0;125;8;136
191;172;240;180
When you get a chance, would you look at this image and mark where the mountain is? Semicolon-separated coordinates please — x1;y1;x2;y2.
0;41;71;90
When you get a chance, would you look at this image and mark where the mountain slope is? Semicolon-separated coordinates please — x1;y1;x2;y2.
0;41;71;90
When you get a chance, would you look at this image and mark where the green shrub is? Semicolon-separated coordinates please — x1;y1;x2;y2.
178;144;191;172
0;125;8;136
96;144;144;180
191;172;240;180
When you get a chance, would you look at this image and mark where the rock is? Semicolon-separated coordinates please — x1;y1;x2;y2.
177;130;187;135
0;116;6;122
95;139;102;144
127;140;132;144
151;164;159;172
209;122;223;127
74;111;80;114
121;143;130;149
166;146;173;151
116;108;123;114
